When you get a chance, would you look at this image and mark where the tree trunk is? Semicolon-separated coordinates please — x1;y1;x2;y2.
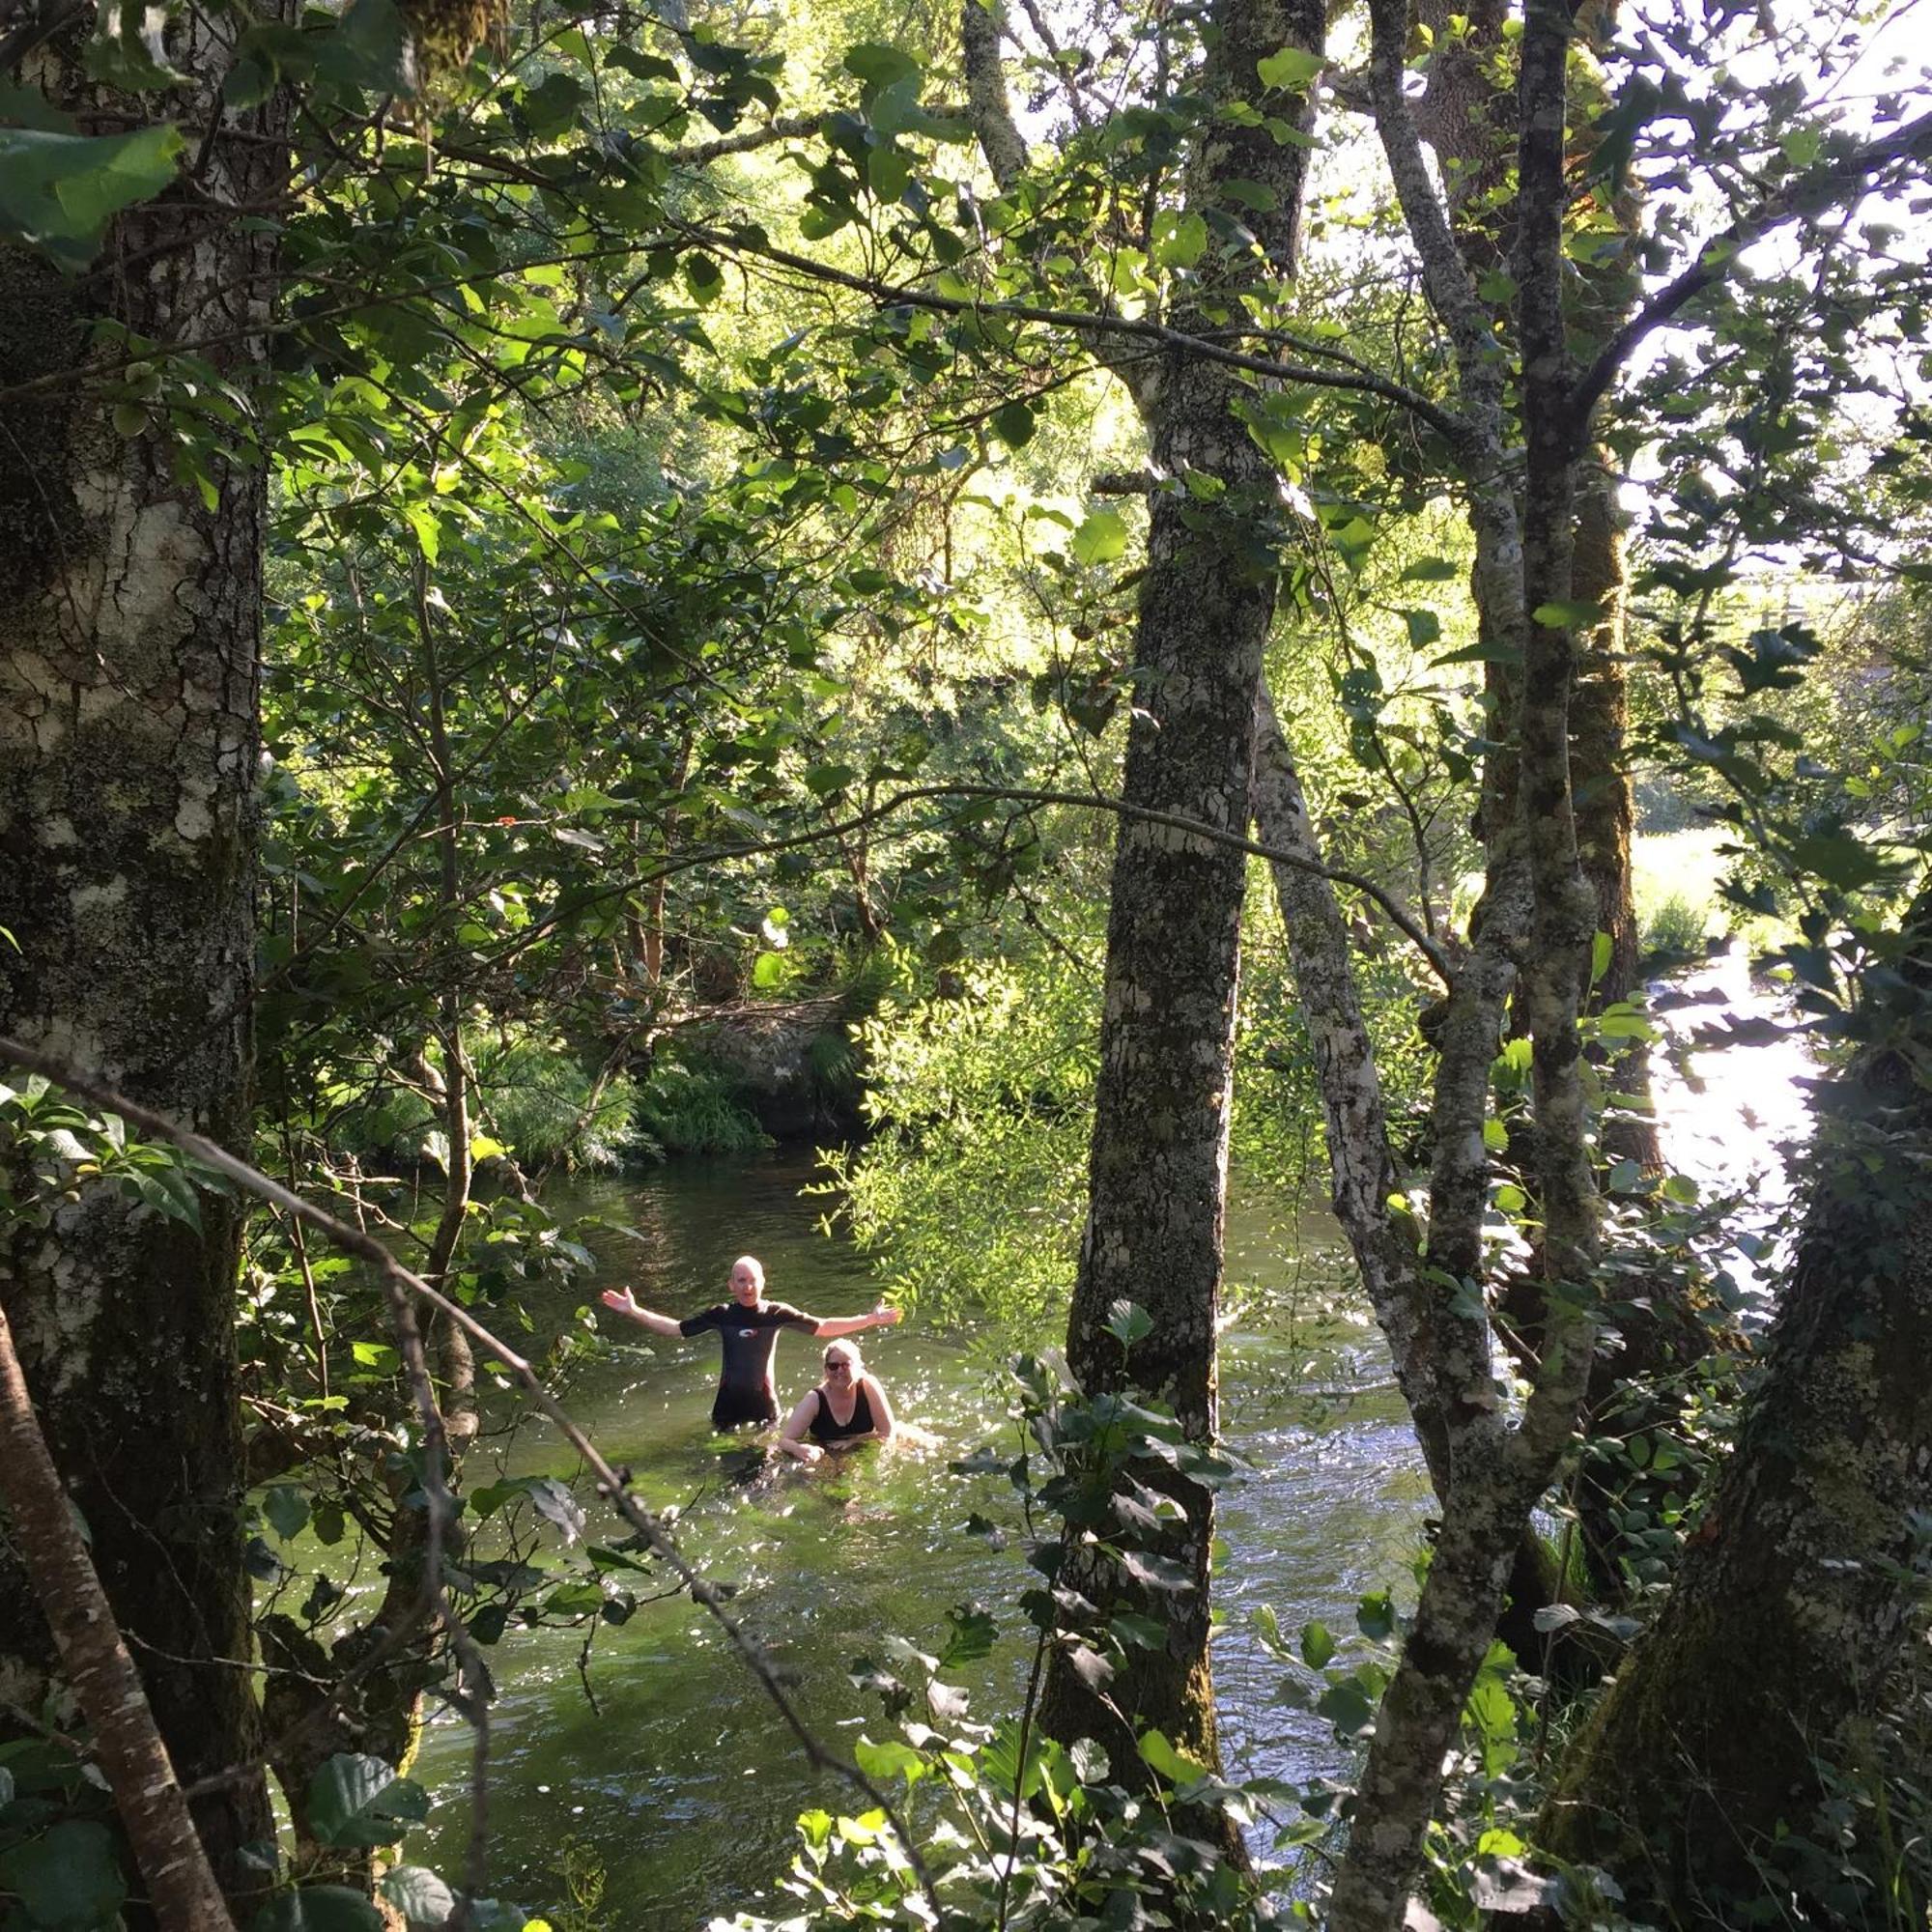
0;23;284;1899
962;0;1323;1783
1540;1000;1932;1921
1325;7;1607;1922
1042;358;1277;1773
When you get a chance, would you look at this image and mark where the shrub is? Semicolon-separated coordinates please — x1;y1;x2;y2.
634;1058;773;1157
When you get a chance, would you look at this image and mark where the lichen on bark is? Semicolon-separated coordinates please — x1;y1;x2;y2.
0;12;292;1898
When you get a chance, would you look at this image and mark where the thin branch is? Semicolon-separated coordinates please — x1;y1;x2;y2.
1570;103;1932;427
0;1302;238;1932
676;220;1469;440
500;779;1456;985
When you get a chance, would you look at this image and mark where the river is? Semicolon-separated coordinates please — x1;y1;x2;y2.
409;944;1809;1927
408;1157;1430;1925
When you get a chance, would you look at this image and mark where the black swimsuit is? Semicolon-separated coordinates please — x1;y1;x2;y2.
807;1382;875;1444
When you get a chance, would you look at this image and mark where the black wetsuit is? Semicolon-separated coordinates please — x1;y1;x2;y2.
806;1382;875;1444
680;1300;814;1428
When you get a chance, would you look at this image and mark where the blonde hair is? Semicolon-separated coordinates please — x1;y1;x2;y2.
822;1339;864;1377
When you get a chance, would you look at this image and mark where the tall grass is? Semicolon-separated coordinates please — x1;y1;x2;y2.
633;1058;773;1157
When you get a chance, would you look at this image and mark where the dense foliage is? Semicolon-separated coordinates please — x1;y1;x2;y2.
4;0;1932;1925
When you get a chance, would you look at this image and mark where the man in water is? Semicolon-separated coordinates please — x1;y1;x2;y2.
600;1255;902;1430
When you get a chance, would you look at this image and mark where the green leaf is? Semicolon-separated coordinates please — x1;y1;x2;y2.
378;1867;456;1929
1257;44;1323;91
313;0;412;95
1401;555;1460;582
843;42;921;96
1355;1590;1396;1640
937;1605;997;1668
683;253;724;304
1151;210;1208;269
1104;1297;1153;1348
1110;1610;1169;1649
1299;1620;1336;1668
84;0;188;91
1403;608;1440;648
1780;125;1822;167
1069;508;1128;566
0;124;184;267
264;1485;310;1542
305;1753;430;1849
1531;600;1605;630
0;1819;126;1928
991;400;1036;447
853;1738;925;1782
1315;1677;1376;1736
526;1475;586;1545
867;141;911;202
1119;1547;1194;1593
250;1887;386;1932
1590;929;1612;988
1137;1728;1208;1786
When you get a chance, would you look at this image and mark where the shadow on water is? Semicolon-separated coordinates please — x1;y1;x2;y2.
414;961;1809;1926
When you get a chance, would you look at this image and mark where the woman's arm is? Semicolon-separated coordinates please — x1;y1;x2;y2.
598;1287;686;1340
811;1306;903;1340
859;1375;895;1445
776;1391;824;1463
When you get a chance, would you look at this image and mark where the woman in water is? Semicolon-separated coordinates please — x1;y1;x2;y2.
775;1339;896;1463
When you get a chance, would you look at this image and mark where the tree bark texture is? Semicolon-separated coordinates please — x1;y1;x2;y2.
1026;0;1325;1778
1325;8;1609;1924
0;22;286;1893
960;0;1324;1778
1540;1021;1932;1920
1250;692;1449;1492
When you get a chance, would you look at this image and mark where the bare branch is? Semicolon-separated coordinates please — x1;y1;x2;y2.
0;1303;238;1932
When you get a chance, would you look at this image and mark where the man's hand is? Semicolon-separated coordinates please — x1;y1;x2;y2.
601;1287;641;1319
871;1304;903;1328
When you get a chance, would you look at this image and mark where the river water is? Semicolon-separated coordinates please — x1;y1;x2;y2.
409;1157;1430;1925
410;945;1810;1927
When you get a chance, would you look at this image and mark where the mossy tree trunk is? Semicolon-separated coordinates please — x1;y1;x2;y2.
1540;1005;1932;1919
0;16;286;1903
963;0;1323;1785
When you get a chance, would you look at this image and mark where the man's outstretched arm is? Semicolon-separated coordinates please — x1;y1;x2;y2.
810;1306;903;1340
600;1287;687;1339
